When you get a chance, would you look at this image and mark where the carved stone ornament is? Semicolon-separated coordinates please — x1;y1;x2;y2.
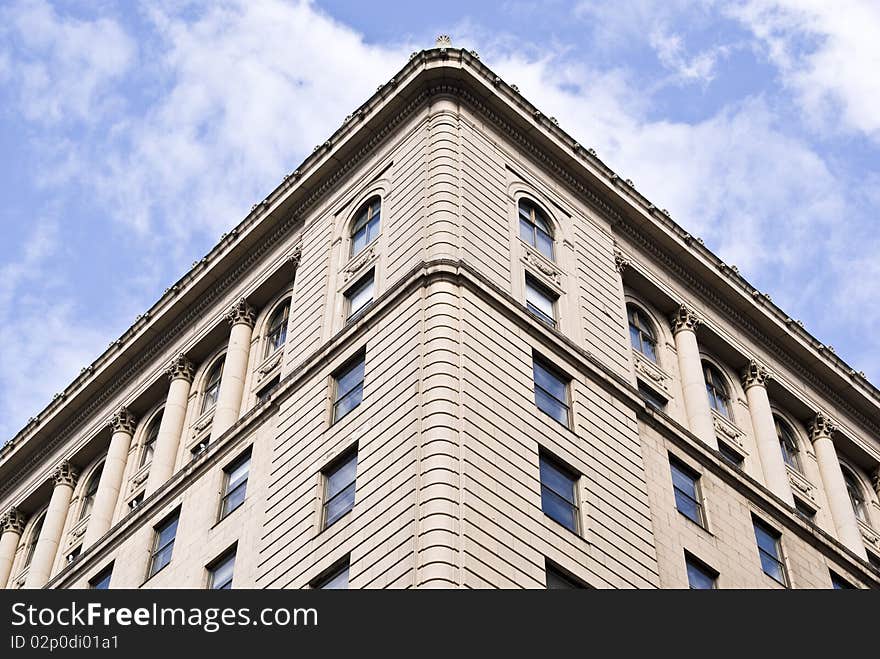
52;461;79;488
288;244;302;269
808;413;838;443
1;507;27;535
671;304;700;335
712;412;745;449
435;34;452;48
741;360;772;390
344;245;377;282
227;297;256;328
633;353;670;394
165;353;195;383
787;469;816;502
521;248;562;287
613;250;630;273
108;405;138;435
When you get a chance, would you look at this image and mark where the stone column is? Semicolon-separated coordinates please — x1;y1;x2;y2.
742;361;794;506
145;354;194;496
24;462;78;589
0;508;26;589
809;414;867;560
671;305;718;450
210;298;256;441
82;407;137;548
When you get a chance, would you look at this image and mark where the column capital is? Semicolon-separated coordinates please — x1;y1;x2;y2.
108;405;137;435
808;413;838;443
165;353;195;382
613;249;630;273
1;507;26;535
226;297;256;328
741;360;772;390
671;304;701;335
51;461;79;488
871;467;880;497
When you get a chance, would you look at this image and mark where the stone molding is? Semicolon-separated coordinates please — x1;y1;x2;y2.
226;298;257;328
670;304;700;335
1;507;26;535
108;406;137;435
52;461;79;488
741;360;772;390
165;353;195;383
808;413;838;443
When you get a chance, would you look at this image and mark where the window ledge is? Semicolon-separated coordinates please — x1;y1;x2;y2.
785;465;817;505
343;242;379;284
711;410;746;452
632;350;672;395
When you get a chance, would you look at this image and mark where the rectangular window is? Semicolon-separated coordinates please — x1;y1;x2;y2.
322;449;358;530
256;375;280;404
128;492;144;511
313;559;350;589
332;354;365;423
545;561;586;589
345;272;374;320
533;357;570;428
794;499;816;522
638;383;667;411
670;458;704;527
685;553;717;589
539;451;579;533
525;276;557;328
208;548;236;590
830;571;855;589
219;450;251;519
718;442;744;470
89;564;113;590
753;518;787;586
65;546;81;564
148;510;179;578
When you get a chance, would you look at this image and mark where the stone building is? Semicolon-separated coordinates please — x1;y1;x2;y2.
1;38;879;590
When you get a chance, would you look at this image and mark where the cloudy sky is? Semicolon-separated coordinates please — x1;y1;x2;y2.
1;0;879;442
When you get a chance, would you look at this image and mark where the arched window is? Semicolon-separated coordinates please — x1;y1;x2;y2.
201;359;224;415
703;362;731;419
264;300;290;358
775;416;801;472
23;512;45;568
139;413;161;468
627;304;657;362
351;198;381;256
841;465;867;523
79;464;103;520
518;200;554;260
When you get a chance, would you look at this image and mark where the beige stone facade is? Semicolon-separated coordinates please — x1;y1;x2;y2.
1;42;879;590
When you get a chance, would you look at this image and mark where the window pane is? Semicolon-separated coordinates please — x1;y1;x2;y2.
318;564;349;589
753;523;778;556
535;388;568;425
210;553;236;589
539;457;576;505
526;280;555;319
151;544;174;575
670;464;698;499
347;276;374;317
541;487;577;531
221;483;247;517
327;456;357;499
351;227;367;255
325;482;356;527
674;490;702;524
686;560;716;589
533;361;566;402
157;517;178;548
641;340;657;362
536;231;554;260
336;359;365;401
333;386;363;422
366;214;380;243
90;567;113;590
519;217;534;245
759;551;785;583
546;566;582;589
226;457;250;492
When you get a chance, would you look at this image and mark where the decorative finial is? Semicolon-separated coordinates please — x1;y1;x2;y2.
435;35;452;48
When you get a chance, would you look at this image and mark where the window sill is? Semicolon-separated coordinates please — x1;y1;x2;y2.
140;562;170;588
211;503;244;531
677;510;713;536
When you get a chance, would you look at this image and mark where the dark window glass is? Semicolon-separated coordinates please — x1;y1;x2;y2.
775;416;801;472
89;564;113;590
867;553;880;571
208;550;236;590
220;452;250;519
685;555;717;589
545;563;585;589
533;358;570;427
201;359;224;414
128;492;144;511
703;362;731;419
670;459;704;527
345;272;374;321
333;355;365;423
539;453;579;533
627;305;657;362
24;513;44;568
256;375;281;404
753;518;787;586
718;442;744;470
139;414;161;468
794;499;816;522
518;200;554;260
323;451;358;529
638;383;667;411
315;560;350;589
65;545;81;564
830;571;855;589
841;466;867;523
148;512;179;578
264;301;290;357
79;465;103;520
351;199;381;256
525;276;557;328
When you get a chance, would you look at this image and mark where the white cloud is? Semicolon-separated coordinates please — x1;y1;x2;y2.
0;0;135;123
649;26;729;83
729;0;880;141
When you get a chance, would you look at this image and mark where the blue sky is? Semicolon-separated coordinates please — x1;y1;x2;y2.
1;0;879;442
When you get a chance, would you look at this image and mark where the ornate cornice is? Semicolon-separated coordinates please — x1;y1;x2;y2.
165;353;195;383
108;406;137;435
808;413;838;443
52;461;78;488
742;360;772;390
226;298;256;328
1;507;26;535
670;304;700;335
